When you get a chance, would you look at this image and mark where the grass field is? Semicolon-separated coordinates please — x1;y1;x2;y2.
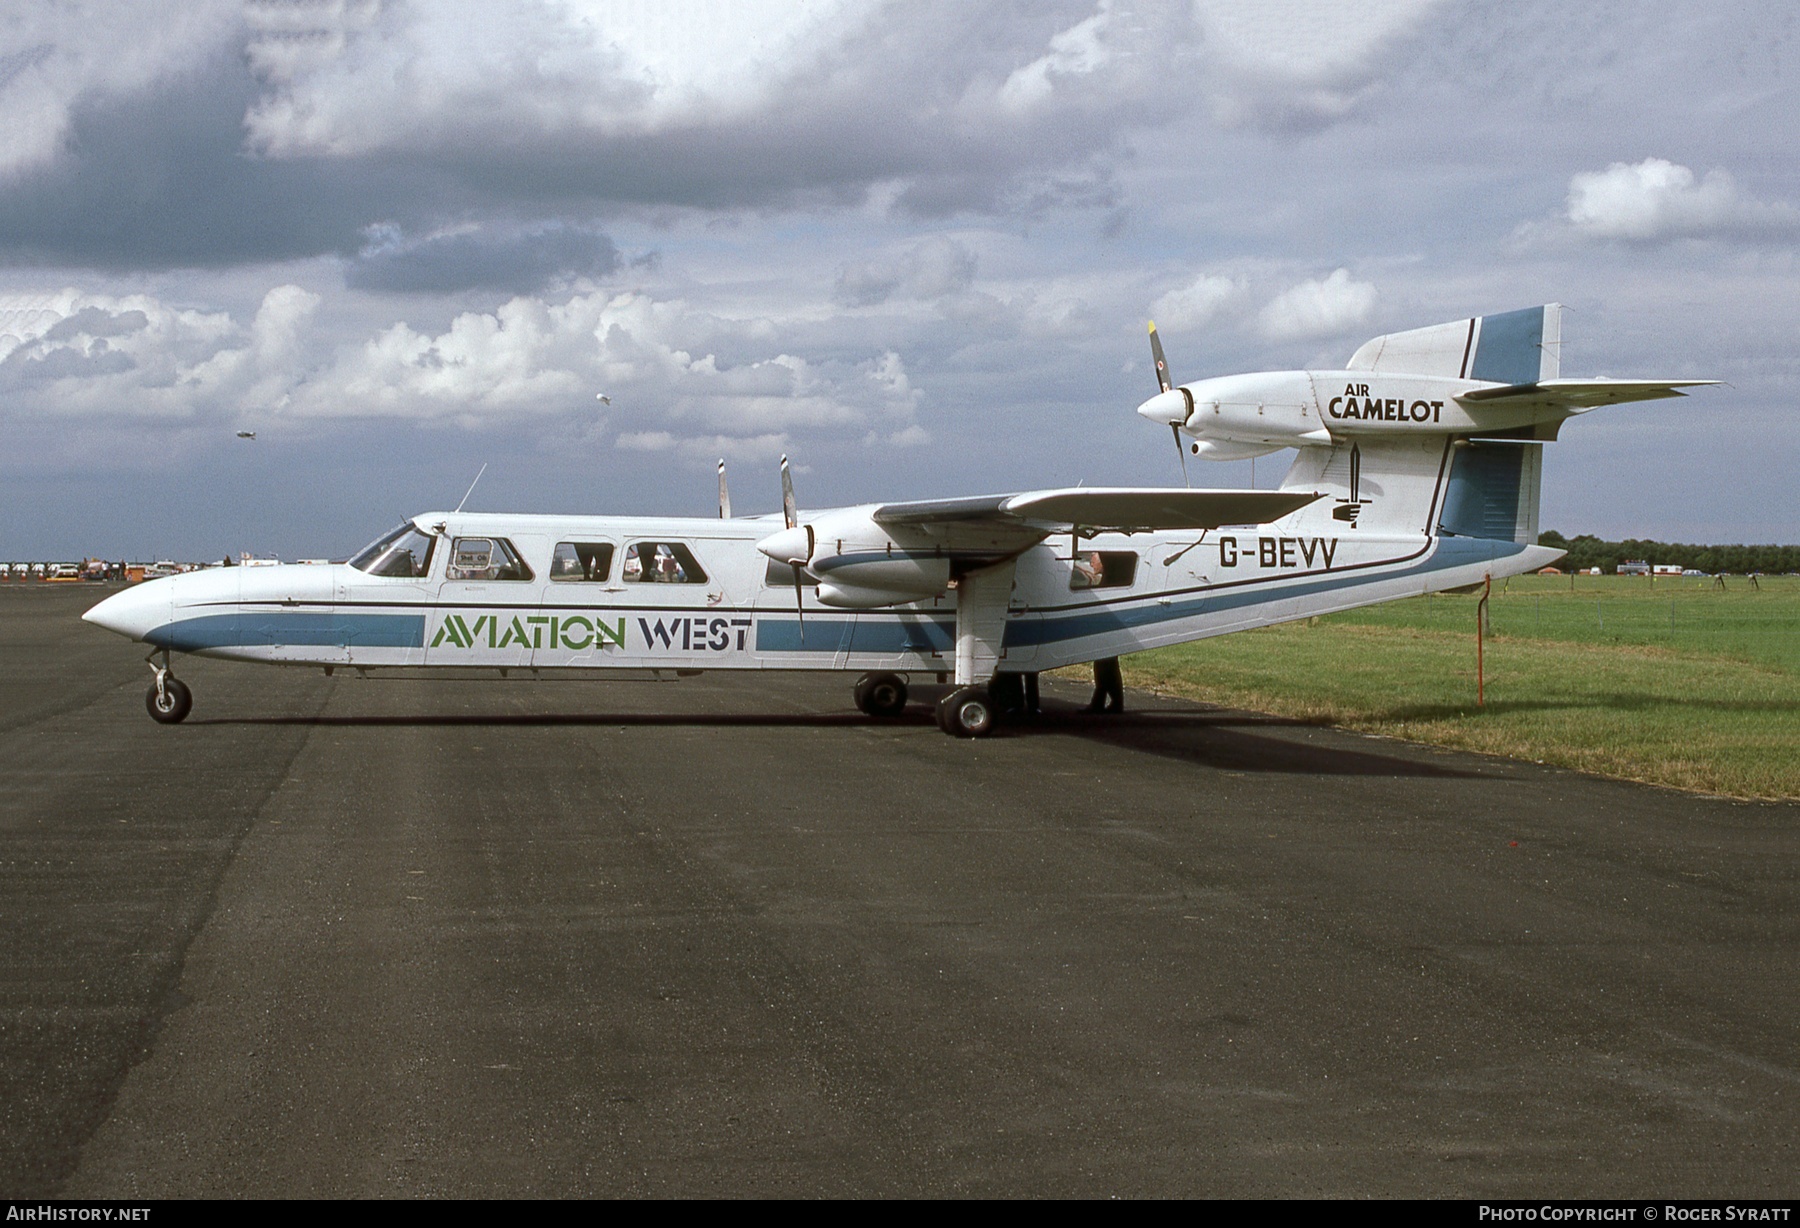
1124;572;1800;800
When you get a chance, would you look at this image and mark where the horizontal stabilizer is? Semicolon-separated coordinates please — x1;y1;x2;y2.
875;487;1322;532
1457;377;1719;414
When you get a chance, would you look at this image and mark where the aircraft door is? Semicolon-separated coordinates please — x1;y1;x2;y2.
532;539;626;669
610;538;751;668
427;534;541;667
337;521;437;666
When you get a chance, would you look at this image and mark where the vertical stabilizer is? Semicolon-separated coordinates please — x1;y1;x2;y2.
1281;435;1544;546
1347;304;1561;382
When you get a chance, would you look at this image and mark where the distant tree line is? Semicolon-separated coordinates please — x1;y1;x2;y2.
1539;531;1800;575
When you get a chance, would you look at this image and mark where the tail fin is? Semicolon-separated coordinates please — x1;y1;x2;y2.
1347;304;1562;383
1297;304;1558;542
1281;436;1542;545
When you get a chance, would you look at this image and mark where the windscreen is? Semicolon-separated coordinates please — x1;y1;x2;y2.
348;523;436;577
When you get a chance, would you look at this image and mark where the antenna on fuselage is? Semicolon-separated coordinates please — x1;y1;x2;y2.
718;459;732;519
455;463;488;514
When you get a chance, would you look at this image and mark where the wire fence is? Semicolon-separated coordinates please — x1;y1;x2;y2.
1331;576;1800;672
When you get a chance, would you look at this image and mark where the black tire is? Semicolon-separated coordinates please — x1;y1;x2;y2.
937;686;994;738
855;672;908;718
145;677;192;724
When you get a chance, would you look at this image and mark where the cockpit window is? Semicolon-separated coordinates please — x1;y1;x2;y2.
550;541;614;582
447;537;533;582
348;523;436;578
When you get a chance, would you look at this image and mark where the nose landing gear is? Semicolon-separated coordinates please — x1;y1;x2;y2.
145;650;192;724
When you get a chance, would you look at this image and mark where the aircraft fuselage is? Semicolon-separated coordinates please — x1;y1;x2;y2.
84;507;1553;679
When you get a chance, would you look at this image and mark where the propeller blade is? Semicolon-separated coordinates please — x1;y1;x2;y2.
780;455;797;530
1149;320;1173;393
1149;321;1189;484
717;459;731;519
789;524;813;642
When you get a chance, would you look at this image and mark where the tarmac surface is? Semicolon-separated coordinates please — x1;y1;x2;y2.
1;582;1796;1197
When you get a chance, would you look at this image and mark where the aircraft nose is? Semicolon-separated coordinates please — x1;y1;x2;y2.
83;581;173;642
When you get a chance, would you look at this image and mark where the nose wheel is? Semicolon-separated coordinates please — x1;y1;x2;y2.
145;651;192;724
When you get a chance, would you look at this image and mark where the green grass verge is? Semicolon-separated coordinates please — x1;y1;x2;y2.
1123;574;1800;800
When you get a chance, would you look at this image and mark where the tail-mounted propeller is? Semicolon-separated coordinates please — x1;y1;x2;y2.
1147;321;1192;487
717;459;732;519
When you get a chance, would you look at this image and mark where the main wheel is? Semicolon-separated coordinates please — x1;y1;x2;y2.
145;677;192;724
936;686;994;738
854;672;909;718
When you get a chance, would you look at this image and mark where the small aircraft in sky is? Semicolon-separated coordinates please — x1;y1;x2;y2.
86;304;1713;735
236;430;256;439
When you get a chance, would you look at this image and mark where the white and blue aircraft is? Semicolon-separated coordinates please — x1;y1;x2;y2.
84;304;1712;736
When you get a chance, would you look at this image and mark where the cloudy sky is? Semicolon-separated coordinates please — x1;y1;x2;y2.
1;0;1793;560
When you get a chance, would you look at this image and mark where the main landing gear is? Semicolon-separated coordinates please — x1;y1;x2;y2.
853;672;909;718
145;649;192;724
852;672;1030;738
935;686;994;738
852;672;990;737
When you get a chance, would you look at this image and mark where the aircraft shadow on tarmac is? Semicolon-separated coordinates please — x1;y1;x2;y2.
1027;704;1484;779
192;711;875;730
196;698;1479;778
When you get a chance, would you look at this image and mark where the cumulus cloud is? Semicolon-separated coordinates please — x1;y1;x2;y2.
0;281;928;459
1257;268;1376;341
835;236;978;307
0;284;307;417
346;222;622;295
1149;272;1238;332
0;2;1461;271
997;1;1118;114
0;0;243;180
1563;157;1800;241
1193;0;1447;130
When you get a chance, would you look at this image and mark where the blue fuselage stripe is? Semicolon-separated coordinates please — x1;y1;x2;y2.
1000;539;1520;646
146;612;427;651
755;614;955;653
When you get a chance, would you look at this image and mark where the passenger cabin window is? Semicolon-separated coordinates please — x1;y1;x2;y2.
447;537;533;582
1069;550;1138;590
550;541;615;582
349;523;436;578
623;542;707;584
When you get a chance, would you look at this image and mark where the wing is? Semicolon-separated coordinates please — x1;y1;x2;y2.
873;487;1321;534
1456;378;1720;413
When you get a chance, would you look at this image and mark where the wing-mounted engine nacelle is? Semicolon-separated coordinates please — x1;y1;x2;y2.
756;507;952;609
